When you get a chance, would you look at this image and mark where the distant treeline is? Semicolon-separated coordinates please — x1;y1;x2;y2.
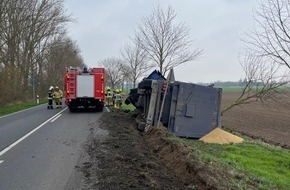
198;80;289;88
198;81;245;87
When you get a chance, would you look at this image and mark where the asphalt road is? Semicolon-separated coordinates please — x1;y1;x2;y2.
0;104;104;190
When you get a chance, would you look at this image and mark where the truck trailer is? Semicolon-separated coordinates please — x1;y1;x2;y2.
64;66;105;112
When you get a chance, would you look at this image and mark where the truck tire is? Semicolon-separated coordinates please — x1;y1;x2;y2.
94;106;103;112
69;106;76;112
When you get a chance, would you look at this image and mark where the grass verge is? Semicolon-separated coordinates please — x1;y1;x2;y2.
0;99;47;117
121;101;135;111
167;134;290;189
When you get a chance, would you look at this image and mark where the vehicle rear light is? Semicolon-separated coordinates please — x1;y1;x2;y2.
162;82;167;91
66;75;70;79
101;76;104;82
67;90;69;94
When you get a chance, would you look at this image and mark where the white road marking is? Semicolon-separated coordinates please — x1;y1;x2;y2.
0;160;4;164
105;106;110;112
50;114;62;122
49;112;62;121
0;108;67;157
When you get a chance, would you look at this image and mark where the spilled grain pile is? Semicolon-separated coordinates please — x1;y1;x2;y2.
200;128;243;144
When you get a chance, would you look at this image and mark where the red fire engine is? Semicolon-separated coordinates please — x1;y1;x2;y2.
64;66;105;112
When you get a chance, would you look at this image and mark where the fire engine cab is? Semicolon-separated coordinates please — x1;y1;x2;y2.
64;66;105;112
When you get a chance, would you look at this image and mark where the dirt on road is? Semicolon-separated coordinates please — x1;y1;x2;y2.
77;110;249;190
78;110;194;190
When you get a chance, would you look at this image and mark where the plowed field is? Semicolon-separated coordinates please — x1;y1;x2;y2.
221;92;290;149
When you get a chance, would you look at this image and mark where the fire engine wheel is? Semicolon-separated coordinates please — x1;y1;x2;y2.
69;106;76;112
94;106;104;112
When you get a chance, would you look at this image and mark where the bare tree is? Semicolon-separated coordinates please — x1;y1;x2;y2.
245;0;290;69
222;0;290;115
0;0;72;106
42;36;83;93
100;58;124;89
21;0;71;98
121;37;154;88
136;6;202;75
222;52;289;115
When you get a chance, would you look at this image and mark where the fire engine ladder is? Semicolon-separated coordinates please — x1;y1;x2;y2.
68;71;76;98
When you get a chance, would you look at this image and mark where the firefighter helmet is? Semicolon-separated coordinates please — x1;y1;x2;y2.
55;86;59;90
49;86;54;90
106;87;111;91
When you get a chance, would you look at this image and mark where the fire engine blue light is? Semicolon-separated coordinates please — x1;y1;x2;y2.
83;66;88;72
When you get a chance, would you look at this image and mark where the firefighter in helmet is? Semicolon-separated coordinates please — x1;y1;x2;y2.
47;86;54;109
54;86;63;108
119;88;125;101
114;89;122;109
105;86;113;106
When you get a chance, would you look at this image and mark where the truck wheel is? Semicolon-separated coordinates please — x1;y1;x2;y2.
69;106;76;112
94;106;103;112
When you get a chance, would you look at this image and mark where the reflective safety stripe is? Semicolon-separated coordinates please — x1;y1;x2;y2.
115;94;122;100
107;92;112;97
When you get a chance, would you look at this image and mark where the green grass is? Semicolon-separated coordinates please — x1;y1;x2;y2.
0;99;47;116
121;101;135;111
168;135;290;189
220;86;245;93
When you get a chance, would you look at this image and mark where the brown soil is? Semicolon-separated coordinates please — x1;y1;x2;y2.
78;110;260;190
79;110;190;190
144;126;247;190
222;92;290;149
75;91;290;189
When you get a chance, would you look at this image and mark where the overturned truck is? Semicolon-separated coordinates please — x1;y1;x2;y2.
125;70;222;138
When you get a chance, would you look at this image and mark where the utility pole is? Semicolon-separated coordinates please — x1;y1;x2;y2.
31;74;36;101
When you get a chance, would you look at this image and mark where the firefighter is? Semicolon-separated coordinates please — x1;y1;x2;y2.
47;86;54;109
119;89;125;100
114;89;122;109
54;86;63;108
105;87;113;106
112;89;116;106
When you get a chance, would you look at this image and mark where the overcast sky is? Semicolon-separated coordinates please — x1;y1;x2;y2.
64;0;258;83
